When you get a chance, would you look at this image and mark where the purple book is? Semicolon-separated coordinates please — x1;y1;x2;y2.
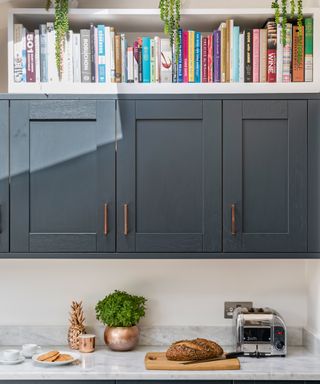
213;30;221;83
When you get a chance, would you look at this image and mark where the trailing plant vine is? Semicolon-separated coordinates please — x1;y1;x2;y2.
159;0;181;60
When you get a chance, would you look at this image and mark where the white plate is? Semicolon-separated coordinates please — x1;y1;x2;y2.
32;351;79;366
0;356;25;365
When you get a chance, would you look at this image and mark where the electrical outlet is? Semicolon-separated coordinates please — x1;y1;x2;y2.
224;301;253;319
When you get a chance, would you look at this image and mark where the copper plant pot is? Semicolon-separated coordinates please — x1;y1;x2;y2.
104;326;139;351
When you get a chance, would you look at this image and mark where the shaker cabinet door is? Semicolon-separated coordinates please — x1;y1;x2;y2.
117;100;221;253
10;100;116;254
223;100;307;253
0;101;9;252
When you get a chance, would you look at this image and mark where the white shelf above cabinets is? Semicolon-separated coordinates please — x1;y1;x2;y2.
8;7;320;94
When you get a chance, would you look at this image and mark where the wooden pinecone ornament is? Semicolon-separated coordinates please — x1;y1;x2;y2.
68;301;86;350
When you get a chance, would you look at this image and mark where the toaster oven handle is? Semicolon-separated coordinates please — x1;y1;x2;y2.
231;203;237;236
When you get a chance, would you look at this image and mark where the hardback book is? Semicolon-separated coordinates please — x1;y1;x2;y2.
34;29;40;83
110;27;116;82
63;31;73;83
172;42;177;83
282;23;292;83
259;29;267;82
183;30;189;82
150;38;156;83
178;29;183;82
142;37;151;83
188;31;195;82
105;26;112;83
97;25;106;83
95;27;98;82
22;27;27;82
115;34;122;83
244;29;253;82
127;46;134;83
266;21;277;83
304;17;313;82
292;25;305;82
72;33;81;82
226;19;234;82
276;24;283;83
195;32;201;83
39;24;48;82
121;34;127;83
252;29;260;83
154;36;161;83
208;34;213;83
47;22;59;83
80;29;91;83
219;23;226;82
26;31;36;82
202;36;208;83
133;40;139;83
160;38;172;83
213;29;221;83
138;40;143;83
233;26;240;82
90;24;96;82
13;24;24;83
239;32;245;82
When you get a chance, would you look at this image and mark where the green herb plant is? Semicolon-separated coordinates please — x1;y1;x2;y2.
159;0;181;60
95;290;147;327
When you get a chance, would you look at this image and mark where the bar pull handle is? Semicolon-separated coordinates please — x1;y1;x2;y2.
124;203;129;236
231;203;237;236
104;203;108;236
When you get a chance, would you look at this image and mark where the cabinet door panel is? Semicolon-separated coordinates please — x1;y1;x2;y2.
223;100;307;253
0;101;9;252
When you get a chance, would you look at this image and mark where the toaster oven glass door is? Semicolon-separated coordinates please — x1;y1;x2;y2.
243;326;271;343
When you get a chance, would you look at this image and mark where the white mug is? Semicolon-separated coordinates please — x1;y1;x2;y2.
22;344;40;358
3;349;21;362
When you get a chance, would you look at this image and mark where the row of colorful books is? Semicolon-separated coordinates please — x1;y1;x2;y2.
13;18;313;84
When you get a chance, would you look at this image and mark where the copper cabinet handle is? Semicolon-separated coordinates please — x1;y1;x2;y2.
124;203;128;236
231;203;237;236
104;203;108;236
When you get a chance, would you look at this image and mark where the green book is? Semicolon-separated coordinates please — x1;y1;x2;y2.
305;18;313;82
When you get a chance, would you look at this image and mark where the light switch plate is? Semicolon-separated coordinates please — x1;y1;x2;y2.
224;301;253;319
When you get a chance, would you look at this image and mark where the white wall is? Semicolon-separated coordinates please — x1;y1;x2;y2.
306;260;320;337
0;259;307;327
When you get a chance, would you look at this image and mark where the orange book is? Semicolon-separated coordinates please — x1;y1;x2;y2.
292;25;305;82
115;34;122;83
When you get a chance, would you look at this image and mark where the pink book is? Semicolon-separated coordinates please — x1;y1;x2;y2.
208;35;213;82
183;30;189;82
253;29;260;83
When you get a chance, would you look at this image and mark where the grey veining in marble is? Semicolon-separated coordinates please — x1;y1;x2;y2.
303;328;320;355
0;325;303;347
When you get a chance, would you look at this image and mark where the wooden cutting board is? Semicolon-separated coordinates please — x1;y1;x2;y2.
145;352;240;371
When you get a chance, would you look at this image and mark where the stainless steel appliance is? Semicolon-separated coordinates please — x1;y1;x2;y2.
234;307;287;357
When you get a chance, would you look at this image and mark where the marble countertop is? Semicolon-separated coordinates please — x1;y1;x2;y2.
0;345;319;381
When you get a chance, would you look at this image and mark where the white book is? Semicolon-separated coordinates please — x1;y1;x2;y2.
34;29;40;83
47;22;59;83
228;19;234;82
104;27;111;83
239;32;245;83
154;36;161;83
160;38;172;83
121;34;127;83
276;24;283;83
95;26;98;83
14;24;24;83
62;31;73;83
72;33;81;82
22;27;27;82
110;27;115;82
127;47;134;83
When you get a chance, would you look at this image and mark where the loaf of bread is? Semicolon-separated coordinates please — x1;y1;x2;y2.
166;338;224;361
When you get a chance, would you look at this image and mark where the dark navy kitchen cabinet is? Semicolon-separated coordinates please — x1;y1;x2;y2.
10;100;116;253
116;100;222;253
223;100;307;253
0;101;9;252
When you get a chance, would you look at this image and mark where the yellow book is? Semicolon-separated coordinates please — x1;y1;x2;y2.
188;30;195;83
226;19;234;82
219;23;227;83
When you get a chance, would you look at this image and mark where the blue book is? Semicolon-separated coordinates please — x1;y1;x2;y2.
178;29;183;82
97;25;106;83
233;26;240;82
195;32;201;83
142;37;151;83
39;24;48;82
22;27;27;82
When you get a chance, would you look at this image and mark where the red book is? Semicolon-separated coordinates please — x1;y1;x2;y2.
208;35;213;82
183;30;189;82
26;31;36;82
252;29;260;82
266;21;277;83
202;37;208;82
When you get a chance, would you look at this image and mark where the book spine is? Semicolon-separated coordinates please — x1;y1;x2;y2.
64;31;73;83
47;23;58;83
104;26;111;83
244;29;253;82
14;24;24;83
195;32;201;83
276;24;283;83
97;25;106;83
34;29;40;83
172;43;177;83
233;26;240;83
110;27;115;82
226;19;233;82
183;31;189;82
202;36;208;83
188;31;195;82
138;45;143;83
121;34;127;83
305;17;313;82
22;27;27;83
160;38;172;83
26;32;35;82
220;24;226;82
208;34;213;83
115;34;122;83
127;46;134;83
259;29;267;83
154;36;161;83
150;39;155;83
39;24;48;82
252;28;260;83
133;41;139;83
80;29;91;83
292;25;305;82
266;21;277;83
142;37;151;83
95;27;98;82
239;32;245;83
213;30;221;83
178;29;183;82
282;23;292;83
90;24;95;82
72;33;81;82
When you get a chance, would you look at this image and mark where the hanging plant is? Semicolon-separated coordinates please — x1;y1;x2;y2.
46;0;69;79
159;0;181;60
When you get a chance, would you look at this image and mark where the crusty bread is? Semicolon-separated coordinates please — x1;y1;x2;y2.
166;338;223;361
